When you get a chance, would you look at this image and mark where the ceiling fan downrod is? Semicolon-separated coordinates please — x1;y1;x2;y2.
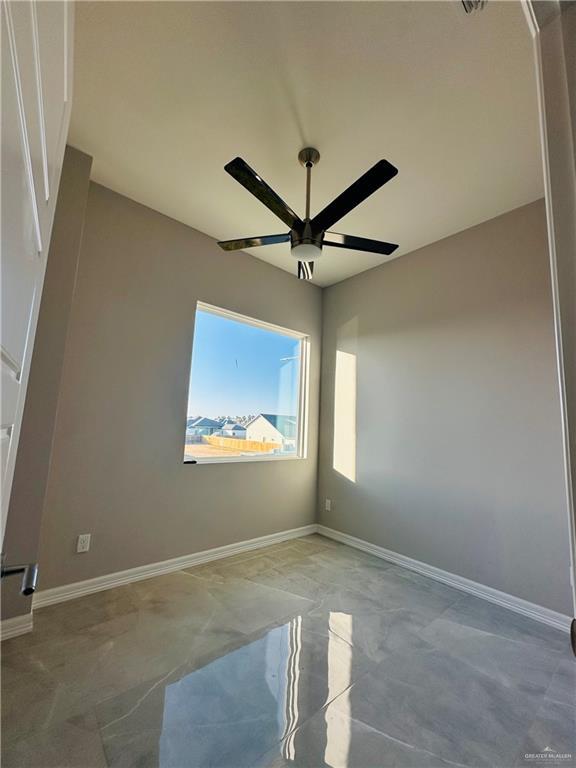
292;148;323;264
298;147;320;219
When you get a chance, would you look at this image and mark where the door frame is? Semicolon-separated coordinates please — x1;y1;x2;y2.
1;0;74;548
522;0;576;634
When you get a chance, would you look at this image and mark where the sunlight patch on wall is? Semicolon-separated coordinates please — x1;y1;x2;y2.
333;350;357;482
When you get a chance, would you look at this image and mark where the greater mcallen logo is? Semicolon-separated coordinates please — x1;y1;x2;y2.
524;747;573;762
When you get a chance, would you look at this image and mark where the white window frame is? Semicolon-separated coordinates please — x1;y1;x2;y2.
184;301;310;465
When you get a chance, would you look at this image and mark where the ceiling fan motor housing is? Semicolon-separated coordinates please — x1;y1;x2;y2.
290;220;323;260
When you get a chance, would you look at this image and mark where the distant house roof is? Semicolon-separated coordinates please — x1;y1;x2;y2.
188;417;224;429
247;414;297;439
222;421;246;431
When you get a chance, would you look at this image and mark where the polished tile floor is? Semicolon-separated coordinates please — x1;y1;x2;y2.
2;535;575;767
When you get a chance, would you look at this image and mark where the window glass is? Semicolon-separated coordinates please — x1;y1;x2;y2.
184;305;306;462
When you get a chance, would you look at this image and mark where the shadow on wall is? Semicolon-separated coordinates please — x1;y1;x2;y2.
333;317;359;484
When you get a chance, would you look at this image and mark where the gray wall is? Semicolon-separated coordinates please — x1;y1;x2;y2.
318;199;573;615
36;180;322;590
2;147;92;619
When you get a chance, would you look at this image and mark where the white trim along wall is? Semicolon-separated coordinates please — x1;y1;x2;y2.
318;526;572;633
0;613;34;641
2;524;571;640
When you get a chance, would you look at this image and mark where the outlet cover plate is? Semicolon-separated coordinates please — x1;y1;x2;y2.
77;534;91;553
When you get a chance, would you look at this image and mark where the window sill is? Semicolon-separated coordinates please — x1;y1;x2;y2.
183;454;304;465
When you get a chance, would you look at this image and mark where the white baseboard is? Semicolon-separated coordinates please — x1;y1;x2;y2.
32;524;317;610
0;612;33;641
16;522;572;636
317;525;572;633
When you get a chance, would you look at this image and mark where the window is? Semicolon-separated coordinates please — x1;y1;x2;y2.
184;302;309;463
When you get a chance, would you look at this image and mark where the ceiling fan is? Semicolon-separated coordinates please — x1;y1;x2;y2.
217;148;399;280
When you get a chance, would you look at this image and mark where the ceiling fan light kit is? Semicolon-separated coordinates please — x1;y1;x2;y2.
218;147;399;280
291;242;322;261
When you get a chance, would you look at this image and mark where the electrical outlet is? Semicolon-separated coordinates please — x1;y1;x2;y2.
325;498;332;512
77;533;91;553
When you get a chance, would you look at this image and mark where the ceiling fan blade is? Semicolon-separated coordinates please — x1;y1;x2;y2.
323;232;398;256
297;261;314;280
311;160;398;233
218;233;290;251
225;158;302;230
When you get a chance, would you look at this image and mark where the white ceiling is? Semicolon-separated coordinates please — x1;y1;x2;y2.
70;1;543;287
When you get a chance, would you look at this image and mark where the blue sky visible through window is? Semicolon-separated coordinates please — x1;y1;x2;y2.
187;309;301;420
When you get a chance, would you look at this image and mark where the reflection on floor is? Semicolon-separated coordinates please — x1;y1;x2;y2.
2;535;575;767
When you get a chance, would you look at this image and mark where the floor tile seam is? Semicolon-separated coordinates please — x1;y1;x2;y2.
540;653;576;701
292;573;410;603
154;712;288;731
435;591;476;613
283;678;472;768
172;570;276;598
423;604;566;653
99;664;182;734
373;647;558;704
505;700;555;768
335;713;471;768
299;538;340;551
178;556;315;585
237;553;315;574
339;685;537;768
321;624;356;651
2;672;65;708
277;680;359;746
183;547;301;572
541;695;576;713
0;625;106;659
0;681;80;750
530;657;576;715
361;662;538;734
229;572;320;605
77;647;217;723
422;619;566;658
198;599;326;655
375;604;449;636
440;648;561;692
93;710;109;768
356;571;466;609
391;579;467;613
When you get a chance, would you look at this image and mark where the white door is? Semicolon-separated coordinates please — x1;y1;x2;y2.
1;0;73;546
